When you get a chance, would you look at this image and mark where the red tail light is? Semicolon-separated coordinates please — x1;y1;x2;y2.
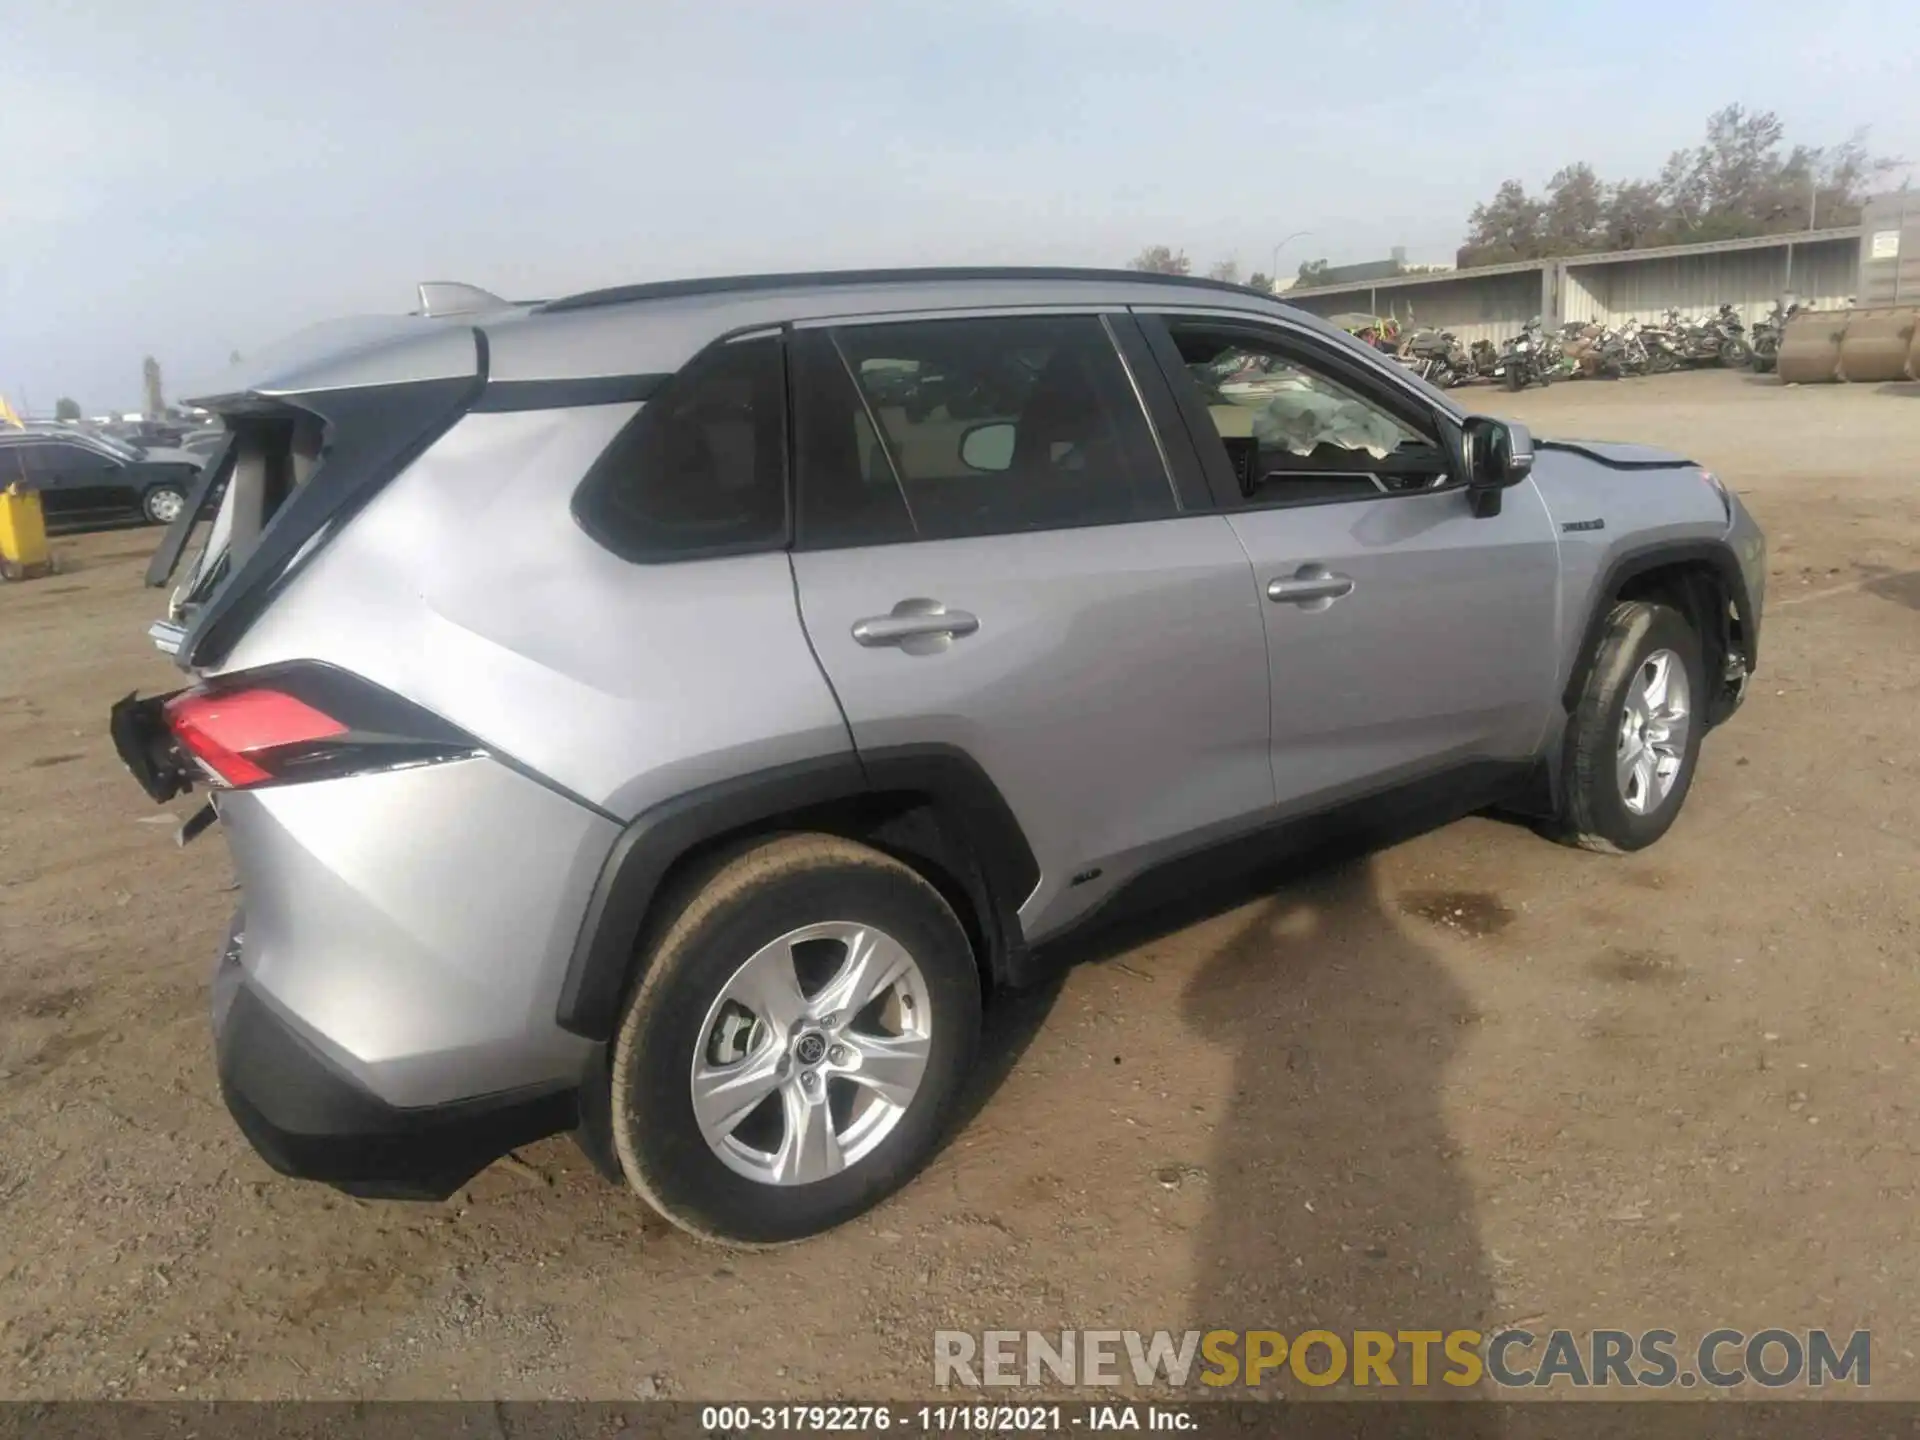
164;688;347;787
153;664;480;792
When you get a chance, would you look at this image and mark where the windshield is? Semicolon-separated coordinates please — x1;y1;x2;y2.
90;433;145;461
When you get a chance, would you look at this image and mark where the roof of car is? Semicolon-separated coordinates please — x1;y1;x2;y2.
197;267;1446;409
0;427;143;457
537;266;1280;314
479;267;1322;388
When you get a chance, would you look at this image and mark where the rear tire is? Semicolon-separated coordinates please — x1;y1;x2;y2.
609;833;982;1247
1648;349;1677;375
142;485;186;525
1554;601;1707;854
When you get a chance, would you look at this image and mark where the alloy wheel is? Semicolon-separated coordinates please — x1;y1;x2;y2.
1617;648;1692;815
691;921;933;1187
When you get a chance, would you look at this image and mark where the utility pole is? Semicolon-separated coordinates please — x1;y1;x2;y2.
1271;231;1314;283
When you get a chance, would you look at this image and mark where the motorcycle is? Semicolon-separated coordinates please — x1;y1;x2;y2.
1639;312;1687;373
1747;300;1805;373
1395;326;1472;388
1492;318;1549;391
1611;325;1651;376
1535;324;1575;380
1653;305;1750;369
1559;322;1632;379
1468;338;1501;379
1706;303;1751;368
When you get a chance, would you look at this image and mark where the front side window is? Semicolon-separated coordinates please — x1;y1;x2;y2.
1164;323;1451;505
801;314;1175;544
573;336;787;562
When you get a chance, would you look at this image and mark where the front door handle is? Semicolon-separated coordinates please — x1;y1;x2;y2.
851;598;980;653
1266;567;1355;606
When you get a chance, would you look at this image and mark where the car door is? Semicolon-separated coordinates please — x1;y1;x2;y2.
4;443;77;522
787;312;1274;943
1137;311;1562;815
38;441;126;522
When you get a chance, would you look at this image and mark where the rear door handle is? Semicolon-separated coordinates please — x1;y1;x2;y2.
1266;568;1355;605
851;599;980;652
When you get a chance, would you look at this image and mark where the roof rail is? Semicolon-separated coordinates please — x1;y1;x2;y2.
538;266;1279;315
415;281;517;318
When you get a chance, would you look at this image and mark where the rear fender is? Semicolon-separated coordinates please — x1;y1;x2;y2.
554;745;1040;1042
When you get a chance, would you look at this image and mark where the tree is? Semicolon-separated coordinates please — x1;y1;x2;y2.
1128;245;1191;275
53;397;81;422
141;355;165;419
1601;179;1669;251
1296;258;1333;287
1246;271;1274;293
1456;106;1898;265
1542;163;1605;253
1457;179;1545;267
1205;258;1242;284
229;349;243;366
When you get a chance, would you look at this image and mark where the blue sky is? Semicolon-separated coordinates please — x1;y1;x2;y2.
3;0;1915;411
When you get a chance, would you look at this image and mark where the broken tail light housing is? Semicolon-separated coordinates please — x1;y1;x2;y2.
159;663;480;791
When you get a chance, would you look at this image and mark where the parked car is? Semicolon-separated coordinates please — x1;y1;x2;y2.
179;428;229;460
110;267;1766;1245
100;421;178;450
0;428;208;528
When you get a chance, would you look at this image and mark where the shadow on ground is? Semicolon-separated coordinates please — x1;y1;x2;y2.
1029;784;1504;1414
1855;562;1920;612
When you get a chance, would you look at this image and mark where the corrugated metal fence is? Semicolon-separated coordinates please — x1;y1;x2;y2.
1563;237;1857;329
1286;271;1542;348
1288;231;1862;344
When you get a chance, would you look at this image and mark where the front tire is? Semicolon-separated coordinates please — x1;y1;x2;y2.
1648;348;1678;375
142;484;186;525
1555;601;1707;854
609;833;982;1246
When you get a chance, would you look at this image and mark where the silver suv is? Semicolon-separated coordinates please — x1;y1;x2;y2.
111;268;1766;1244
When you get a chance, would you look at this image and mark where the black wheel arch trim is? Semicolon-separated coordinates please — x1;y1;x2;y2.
554;744;1041;1041
1561;537;1757;720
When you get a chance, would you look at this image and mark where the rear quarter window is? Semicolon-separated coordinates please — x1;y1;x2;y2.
572;336;789;562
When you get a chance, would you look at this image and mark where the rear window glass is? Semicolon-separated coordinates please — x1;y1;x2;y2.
573;337;788;562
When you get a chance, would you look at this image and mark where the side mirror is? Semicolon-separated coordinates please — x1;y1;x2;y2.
959;421;1015;473
1460;416;1534;518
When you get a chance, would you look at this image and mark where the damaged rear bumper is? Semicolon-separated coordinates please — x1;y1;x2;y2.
212;914;578;1201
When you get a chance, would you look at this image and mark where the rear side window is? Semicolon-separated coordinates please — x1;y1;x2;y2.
798;314;1175;545
0;443;53;481
573;336;788;562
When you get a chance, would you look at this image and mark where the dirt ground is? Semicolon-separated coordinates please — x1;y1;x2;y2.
1;368;1916;1402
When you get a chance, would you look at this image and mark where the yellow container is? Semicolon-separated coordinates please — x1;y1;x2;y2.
0;483;52;580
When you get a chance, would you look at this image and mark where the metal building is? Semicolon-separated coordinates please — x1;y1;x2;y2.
1858;192;1918;307
1284;227;1862;343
